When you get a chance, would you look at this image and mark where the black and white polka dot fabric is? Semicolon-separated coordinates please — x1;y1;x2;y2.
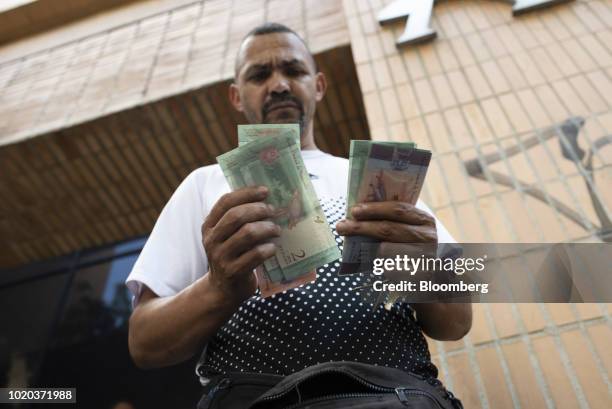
204;196;437;378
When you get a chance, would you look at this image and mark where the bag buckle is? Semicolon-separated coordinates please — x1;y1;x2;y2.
195;363;223;386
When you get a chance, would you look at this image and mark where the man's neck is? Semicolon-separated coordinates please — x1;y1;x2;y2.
301;130;317;150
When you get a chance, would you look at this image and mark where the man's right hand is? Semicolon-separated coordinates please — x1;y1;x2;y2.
202;186;281;303
128;185;279;369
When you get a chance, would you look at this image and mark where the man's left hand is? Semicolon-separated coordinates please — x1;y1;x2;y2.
335;202;437;244
336;201;472;341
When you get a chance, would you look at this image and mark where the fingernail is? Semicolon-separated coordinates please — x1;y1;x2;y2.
352;205;363;215
262;242;276;253
258;186;268;195
267;204;276;212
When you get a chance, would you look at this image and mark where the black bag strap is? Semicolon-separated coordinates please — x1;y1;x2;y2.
197;371;283;409
195;344;221;386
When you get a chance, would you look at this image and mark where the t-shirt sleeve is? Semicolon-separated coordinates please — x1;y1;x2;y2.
415;200;462;277
126;170;208;306
415;199;456;244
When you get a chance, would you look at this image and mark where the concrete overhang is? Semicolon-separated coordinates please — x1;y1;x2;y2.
0;0;370;270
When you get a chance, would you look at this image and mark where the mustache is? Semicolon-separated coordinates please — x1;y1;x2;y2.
262;94;303;117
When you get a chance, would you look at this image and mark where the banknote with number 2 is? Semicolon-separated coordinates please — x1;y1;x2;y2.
217;131;340;297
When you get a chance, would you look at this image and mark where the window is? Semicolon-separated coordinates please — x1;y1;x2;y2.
1;238;202;409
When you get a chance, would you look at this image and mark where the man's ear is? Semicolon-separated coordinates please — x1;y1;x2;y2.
229;83;243;112
314;72;327;102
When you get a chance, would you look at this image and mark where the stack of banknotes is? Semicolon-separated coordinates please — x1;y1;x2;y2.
340;140;432;275
217;124;432;295
217;124;340;297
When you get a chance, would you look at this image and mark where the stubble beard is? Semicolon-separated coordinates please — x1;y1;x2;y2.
243;106;308;137
264;111;306;137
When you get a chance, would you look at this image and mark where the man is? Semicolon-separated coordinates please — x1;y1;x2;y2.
127;22;471;405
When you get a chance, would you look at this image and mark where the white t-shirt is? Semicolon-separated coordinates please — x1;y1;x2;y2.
127;149;457;377
126;150;455;305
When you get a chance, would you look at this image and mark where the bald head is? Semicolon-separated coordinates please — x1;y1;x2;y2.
234;23;317;79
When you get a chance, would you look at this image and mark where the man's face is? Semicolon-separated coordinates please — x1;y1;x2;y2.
231;32;325;137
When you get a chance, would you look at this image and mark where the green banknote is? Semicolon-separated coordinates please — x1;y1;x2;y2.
238;123;300;146
345;140;416;214
217;133;340;292
341;141;432;275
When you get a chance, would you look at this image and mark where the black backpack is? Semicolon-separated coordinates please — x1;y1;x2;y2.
197;361;463;409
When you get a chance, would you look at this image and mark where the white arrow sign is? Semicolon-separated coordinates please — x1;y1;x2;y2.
378;0;573;47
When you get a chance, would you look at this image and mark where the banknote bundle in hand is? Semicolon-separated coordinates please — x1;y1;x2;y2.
217;124;340;297
340;140;432;275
